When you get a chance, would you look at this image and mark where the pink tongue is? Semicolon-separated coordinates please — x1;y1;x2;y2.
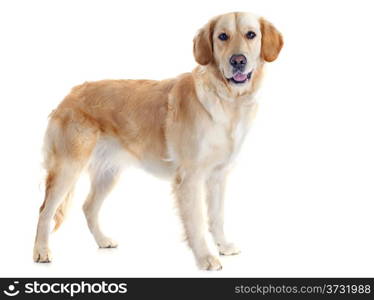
233;72;247;82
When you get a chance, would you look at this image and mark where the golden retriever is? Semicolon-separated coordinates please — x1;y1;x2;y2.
33;12;283;270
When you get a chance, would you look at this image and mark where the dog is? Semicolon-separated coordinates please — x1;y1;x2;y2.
33;12;283;270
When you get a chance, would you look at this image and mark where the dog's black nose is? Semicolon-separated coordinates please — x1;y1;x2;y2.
230;54;247;69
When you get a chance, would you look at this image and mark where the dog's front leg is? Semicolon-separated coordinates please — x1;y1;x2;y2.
206;167;241;256
173;168;222;270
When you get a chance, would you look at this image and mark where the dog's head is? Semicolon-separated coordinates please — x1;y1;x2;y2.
193;12;283;87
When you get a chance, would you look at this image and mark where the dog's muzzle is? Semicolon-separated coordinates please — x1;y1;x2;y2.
228;54;252;84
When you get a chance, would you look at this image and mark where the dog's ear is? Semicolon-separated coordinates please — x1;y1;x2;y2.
260;18;283;62
193;19;216;65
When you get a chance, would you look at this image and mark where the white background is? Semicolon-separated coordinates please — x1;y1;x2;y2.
0;0;373;277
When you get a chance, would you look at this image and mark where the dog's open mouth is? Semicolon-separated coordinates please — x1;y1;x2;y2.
228;71;252;84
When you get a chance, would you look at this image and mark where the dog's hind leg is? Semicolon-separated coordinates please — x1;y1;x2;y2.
83;138;130;248
33;115;99;262
83;164;122;248
34;162;83;262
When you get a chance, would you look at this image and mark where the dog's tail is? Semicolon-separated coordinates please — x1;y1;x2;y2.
52;188;74;231
38;170;75;232
39;176;75;232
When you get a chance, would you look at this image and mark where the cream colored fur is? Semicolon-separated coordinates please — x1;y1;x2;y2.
33;12;283;270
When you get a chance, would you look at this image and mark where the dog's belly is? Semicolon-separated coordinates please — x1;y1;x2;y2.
138;156;176;179
90;135;176;179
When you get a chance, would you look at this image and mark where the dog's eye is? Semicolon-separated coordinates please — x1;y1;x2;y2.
246;31;256;39
218;33;229;41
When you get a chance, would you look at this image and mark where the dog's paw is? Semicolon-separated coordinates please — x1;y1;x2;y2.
197;255;222;271
33;246;52;263
97;237;118;248
218;242;241;256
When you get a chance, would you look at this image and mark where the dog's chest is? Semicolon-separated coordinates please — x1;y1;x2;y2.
199;104;255;165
